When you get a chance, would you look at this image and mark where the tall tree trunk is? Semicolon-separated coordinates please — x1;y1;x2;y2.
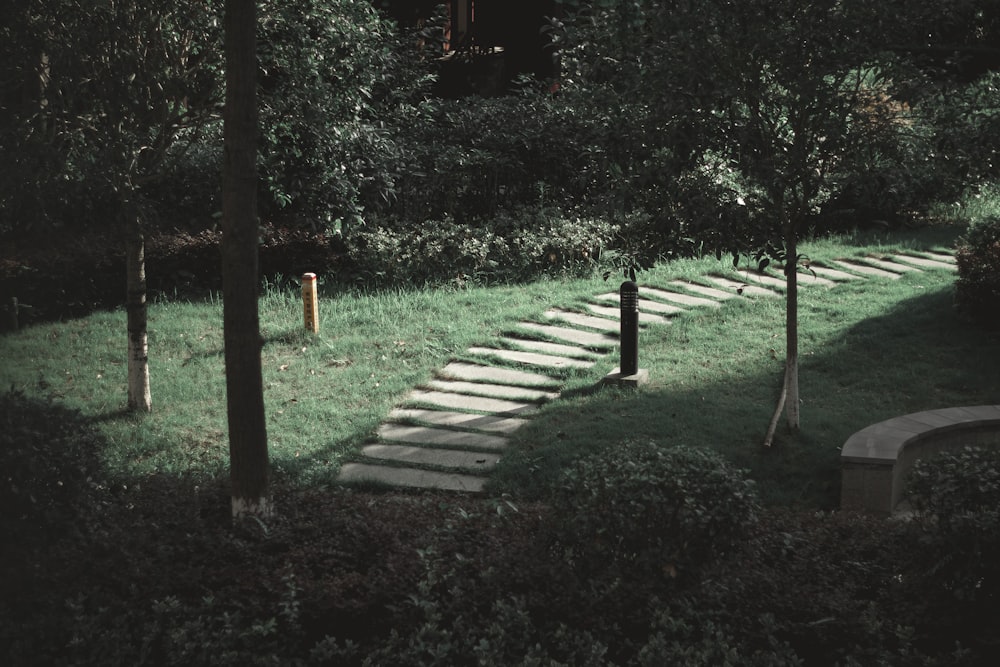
125;195;152;413
783;226;800;431
222;0;270;519
763;224;800;446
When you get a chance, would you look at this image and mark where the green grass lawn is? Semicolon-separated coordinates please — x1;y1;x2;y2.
2;223;997;509
494;224;1000;507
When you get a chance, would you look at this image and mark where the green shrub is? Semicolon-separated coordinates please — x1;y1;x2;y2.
905;445;1000;610
955;215;1000;327
345;211;616;286
550;440;759;579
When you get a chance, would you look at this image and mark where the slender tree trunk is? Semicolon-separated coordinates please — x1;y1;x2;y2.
784;228;800;431
125;196;152;413
222;0;270;520
763;224;800;446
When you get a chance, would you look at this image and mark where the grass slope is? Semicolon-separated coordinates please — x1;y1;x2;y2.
1;224;997;509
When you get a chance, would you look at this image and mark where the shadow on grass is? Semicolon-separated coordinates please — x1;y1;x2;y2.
491;285;1000;509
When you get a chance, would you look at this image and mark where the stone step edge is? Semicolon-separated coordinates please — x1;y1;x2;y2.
338;462;488;493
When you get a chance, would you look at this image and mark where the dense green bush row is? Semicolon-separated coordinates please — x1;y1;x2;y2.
4;391;1000;665
2;1;999;288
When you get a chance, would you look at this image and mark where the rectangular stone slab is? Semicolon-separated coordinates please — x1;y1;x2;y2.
831;259;901;279
468;346;595;369
544;309;621;332
787;264;861;282
861;256;922;273
586;303;669;325
667;280;737;300
740;271;788;288
594;293;687;315
748;269;836;288
706;276;781;297
500;336;602;359
922;251;956;263
439;361;561;388
338;463;487;492
389;408;528;434
890;254;956;271
425;379;559;402
405;388;541;415
361;443;501;470
516;322;617;348
378;423;510;450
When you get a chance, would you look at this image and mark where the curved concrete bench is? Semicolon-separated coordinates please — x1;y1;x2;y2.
840;406;1000;514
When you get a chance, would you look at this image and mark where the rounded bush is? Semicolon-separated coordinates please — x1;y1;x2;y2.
906;446;1000;605
550;440;759;578
955;215;1000;328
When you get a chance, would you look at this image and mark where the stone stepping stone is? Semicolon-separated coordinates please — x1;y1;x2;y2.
706;276;781;297
389;408;528;434
500;336;603;359
642;286;723;308
439;361;561;388
338;463;487;493
790;264;863;281
890;253;956;271
516;322;618;348
747;269;836;288
544;308;621;332
859;256;922;273
586;303;670;325
923;250;956;263
739;271;789;289
667;280;738;300
468;346;595;369
380;423;511;450
362;443;502;470
425;379;559;402
594;293;687;315
831;259;902;279
405;388;541;415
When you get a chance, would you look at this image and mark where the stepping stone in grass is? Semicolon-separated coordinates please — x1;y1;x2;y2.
667;280;738;300
594;293;688;315
889;253;956;271
468;346;596;369
860;256;922;273
586;303;670;324
923;250;956;263
361;443;502;470
831;259;901;279
500;336;603;359
787;264;862;282
738;271;788;289
338;463;487;492
516;322;618;348
706;276;781;297
379;423;511;450
438;361;561;388
389;408;528;434
405;389;541;415
425;379;559;402
544;308;621;332
642;286;723;308
748;269;836;288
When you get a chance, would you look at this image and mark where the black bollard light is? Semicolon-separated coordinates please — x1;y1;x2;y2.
619;280;639;376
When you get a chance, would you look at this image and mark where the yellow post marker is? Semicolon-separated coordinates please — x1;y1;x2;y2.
301;273;319;332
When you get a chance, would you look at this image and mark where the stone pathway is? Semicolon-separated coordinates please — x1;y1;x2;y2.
336;249;956;492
